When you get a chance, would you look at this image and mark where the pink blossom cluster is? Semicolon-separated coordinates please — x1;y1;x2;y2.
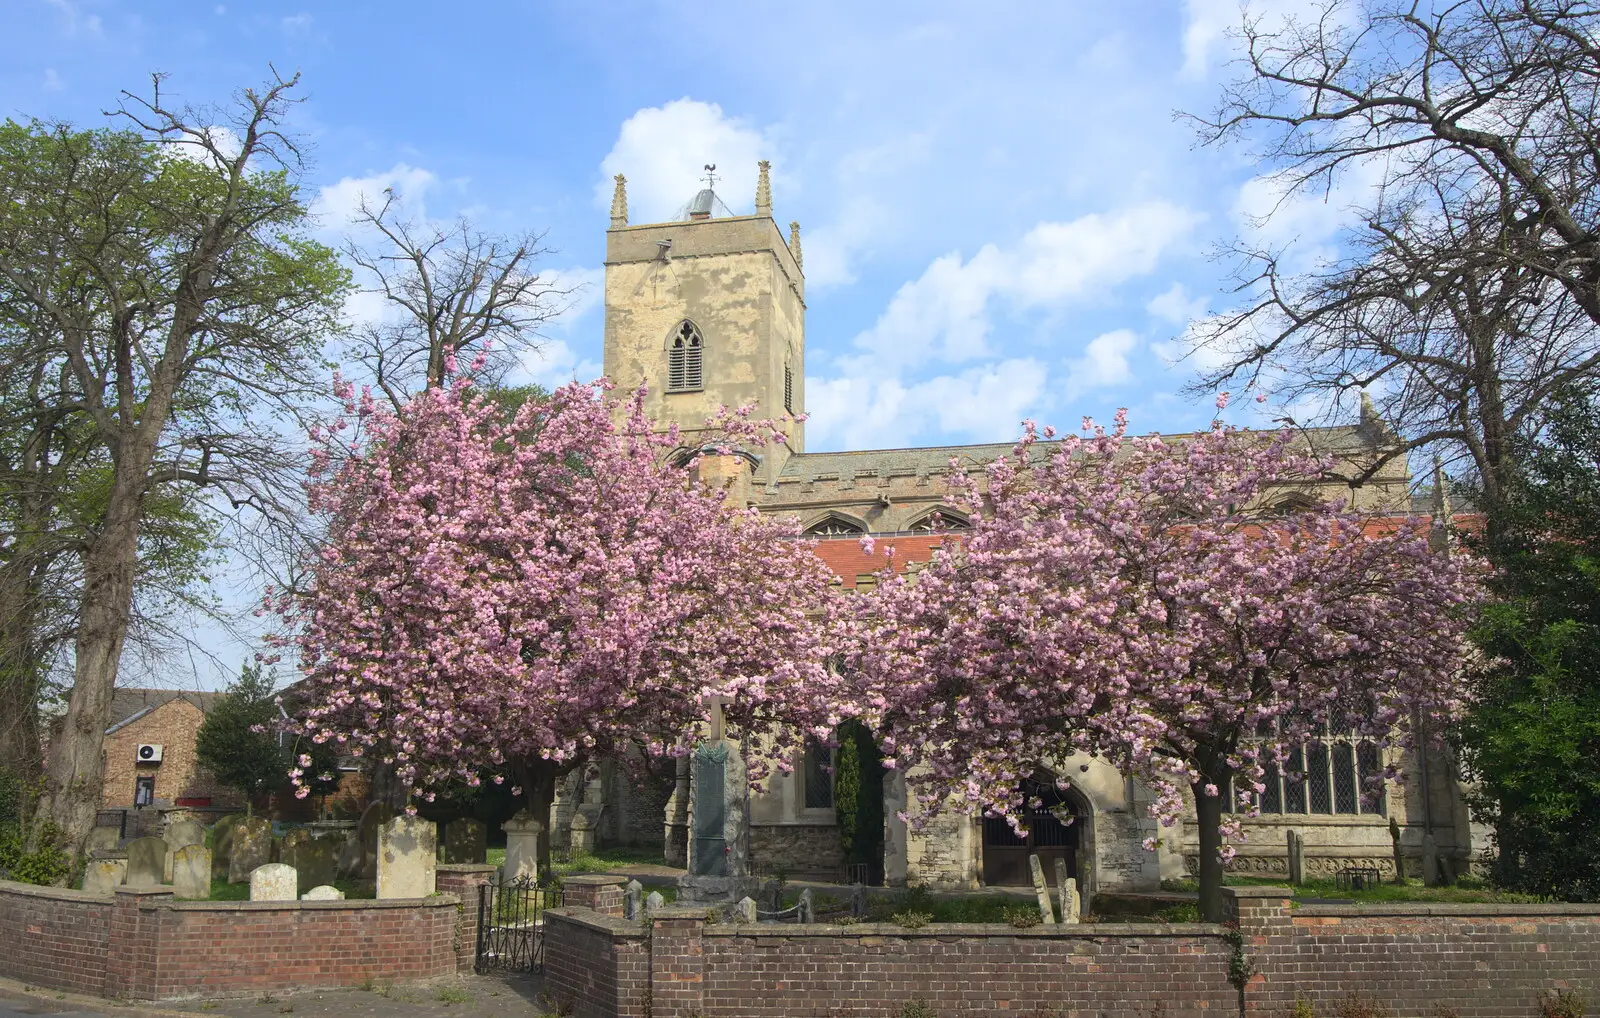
271;375;842;803
841;413;1485;855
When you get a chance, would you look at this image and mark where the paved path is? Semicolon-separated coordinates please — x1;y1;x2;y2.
166;975;551;1018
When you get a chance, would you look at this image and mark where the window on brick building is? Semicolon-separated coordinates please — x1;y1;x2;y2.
134;775;155;807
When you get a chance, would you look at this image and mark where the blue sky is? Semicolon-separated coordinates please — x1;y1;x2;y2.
5;0;1361;684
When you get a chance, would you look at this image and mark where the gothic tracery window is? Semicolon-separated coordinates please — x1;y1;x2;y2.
909;508;970;533
668;320;703;392
804;514;865;538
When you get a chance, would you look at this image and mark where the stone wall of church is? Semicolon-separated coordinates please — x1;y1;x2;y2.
749;823;842;880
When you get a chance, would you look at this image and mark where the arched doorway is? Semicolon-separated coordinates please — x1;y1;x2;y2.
981;773;1088;887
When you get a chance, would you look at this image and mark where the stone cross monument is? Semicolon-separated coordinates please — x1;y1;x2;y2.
677;698;758;905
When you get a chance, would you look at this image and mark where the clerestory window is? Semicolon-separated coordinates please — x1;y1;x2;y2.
668;321;704;393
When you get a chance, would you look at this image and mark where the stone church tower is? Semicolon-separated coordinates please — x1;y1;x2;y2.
602;163;806;483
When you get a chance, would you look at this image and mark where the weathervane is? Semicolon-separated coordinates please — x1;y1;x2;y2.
702;163;719;189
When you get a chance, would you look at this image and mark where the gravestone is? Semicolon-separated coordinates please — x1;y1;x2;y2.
442;818;487;864
502;810;543;883
645;890;665;914
280;827;313;857
1389;817;1406;883
335;831;364;879
569;811;597;855
1062;877;1082;923
1053;858;1075;924
163;820;205;883
677;703;758;905
1422;832;1440;886
124;837;167;889
303;884;345;900
625;879;643;919
850;882;867;918
85;826;120;857
797;887;815;924
1029;854;1056;924
1286;830;1305;886
171;844;211;900
228;817;272;884
355;802;395;880
250;863;297;902
287;835;339;893
377;815;436;899
759;877;782;912
211;815;243;880
82;855;127;894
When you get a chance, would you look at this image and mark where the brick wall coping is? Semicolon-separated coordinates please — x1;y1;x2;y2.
1294;902;1600;918
437;863;498;875
546;907;642;935
562;873;629;887
0;879;111;903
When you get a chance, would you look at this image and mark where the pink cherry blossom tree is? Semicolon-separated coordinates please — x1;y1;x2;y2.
270;373;841;869
845;411;1484;921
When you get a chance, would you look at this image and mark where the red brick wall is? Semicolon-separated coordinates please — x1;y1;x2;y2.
543;890;1600;1018
0;883;112;996
0;880;463;1001
435;863;497;972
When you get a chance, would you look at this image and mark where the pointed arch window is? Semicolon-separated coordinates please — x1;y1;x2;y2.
804;514;866;538
908;507;970;533
668;321;704;393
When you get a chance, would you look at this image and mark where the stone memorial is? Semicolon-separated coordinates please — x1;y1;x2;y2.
849;882;867;918
1053;858;1074;924
84;826;121;857
1422;832;1441;886
1062;877;1082;923
287;834;339;894
250;863;297;902
228;816;273;884
759;877;782;911
171;844;211;899
124;837;167;889
797;887;814;924
677;701;758;905
377;815;436;899
501;810;544;883
734;896;758;923
645;890;665;914
302;884;345;900
569;811;597;855
354;802;395;880
442;817;487;864
163;820;205;883
625;879;643;919
211;815;243;880
1029;853;1056;924
82;855;127;894
1286;830;1305;886
1389;817;1406;883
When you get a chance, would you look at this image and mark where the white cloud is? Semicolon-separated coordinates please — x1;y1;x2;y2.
805;358;1047;451
1146;282;1208;325
846;202;1204;372
313;164;439;234
1180;0;1336;79
281;12;313;32
598;99;775;224
42;68;64;92
47;0;102;37
1065;328;1139;396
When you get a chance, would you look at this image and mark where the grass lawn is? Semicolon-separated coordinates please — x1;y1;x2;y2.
197;876;375;901
483;844;663;876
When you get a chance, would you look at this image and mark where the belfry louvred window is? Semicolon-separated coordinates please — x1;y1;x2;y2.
668;321;704;392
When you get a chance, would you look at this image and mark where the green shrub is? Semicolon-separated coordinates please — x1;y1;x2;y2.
1331;993;1390;1018
891;911;932;929
898;1001;937;1018
1002;905;1042;928
0;821;73;887
1538;990;1587;1018
1156;902;1201;923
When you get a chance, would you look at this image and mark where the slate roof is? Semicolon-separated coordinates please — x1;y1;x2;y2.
105;688;221;734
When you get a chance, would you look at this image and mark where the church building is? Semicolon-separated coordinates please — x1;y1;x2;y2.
558;164;1480;896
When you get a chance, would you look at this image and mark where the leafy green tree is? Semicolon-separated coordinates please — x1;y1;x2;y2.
0;73;349;854
195;663;286;814
1460;389;1600;901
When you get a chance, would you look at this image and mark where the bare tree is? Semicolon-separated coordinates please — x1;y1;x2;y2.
342;190;567;405
0;72;348;855
1183;0;1600;507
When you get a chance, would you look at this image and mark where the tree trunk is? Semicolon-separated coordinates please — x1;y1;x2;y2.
32;469;146;859
1192;780;1228;923
515;756;567;879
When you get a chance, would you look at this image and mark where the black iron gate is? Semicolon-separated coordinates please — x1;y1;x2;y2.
475;875;563;974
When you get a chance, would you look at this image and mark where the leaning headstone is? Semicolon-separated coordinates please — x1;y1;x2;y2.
124;837;168;889
1286;830;1305;886
85;826;121;857
287;835;339;894
302;884;345;901
1029;854;1057;924
171;844;211;899
645;890;665;914
163;820;205;883
228;816;272;884
1422;832;1440;887
442;817;487;864
625;879;644;919
355;802;395;880
250;863;297;902
734;896;758;923
850;882;867;918
82;855;127;894
797;887;815;924
1053;858;1074;923
501;810;543;883
377;815;437;899
1062;877;1082;924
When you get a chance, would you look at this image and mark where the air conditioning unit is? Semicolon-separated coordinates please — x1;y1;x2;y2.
136;744;164;764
